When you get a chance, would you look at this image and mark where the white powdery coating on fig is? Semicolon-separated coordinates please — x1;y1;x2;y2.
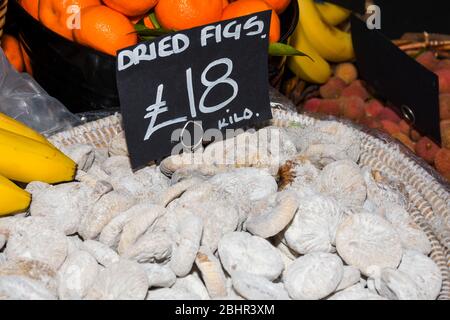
195;246;228;299
109;166;170;202
0;275;57;300
170;214;203;277
5;217;68;270
0;253;6;265
315;160;367;212
142;264;176;289
336;266;361;292
0;215;24;238
362;168;407;210
85;259;148;300
58;250;99;300
159;128;295;176
78;190;136;240
118;204;167;254
172;273;211;300
101;156;132;176
335;213;403;276
232;271;290;300
0;234;5;250
380;205;431;255
371;268;425;300
218;232;284;281
328;284;386;300
283;252;343;300
66;235;84;255
25;181;50;196
0;259;57;294
30;182;91;235
122;231;173;263
99;206;142;249
208;168;278;203
174;197;239;252
60;144;95;172
245;190;299;239
108;132;128;157
80;240;119;267
285;187;343;254
159;177;203;207
286;159;320;190
288;122;361;167
398;250;442;300
394;224;432;255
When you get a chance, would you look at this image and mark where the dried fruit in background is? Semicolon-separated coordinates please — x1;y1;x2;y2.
434;148;450;180
436;69;450;94
440;120;450;149
334;63;358;85
319;77;347;99
415;137;440;164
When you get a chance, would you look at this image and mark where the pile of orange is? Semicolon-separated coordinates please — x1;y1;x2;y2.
3;0;290;61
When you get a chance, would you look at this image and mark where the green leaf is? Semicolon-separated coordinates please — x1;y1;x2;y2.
136;28;174;37
149;13;161;29
269;42;312;60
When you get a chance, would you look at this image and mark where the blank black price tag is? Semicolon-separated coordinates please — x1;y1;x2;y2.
351;15;441;143
323;0;366;14
116;11;272;169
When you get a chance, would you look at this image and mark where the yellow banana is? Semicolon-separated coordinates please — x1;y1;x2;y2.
288;24;331;84
0;127;76;184
315;1;351;26
0;174;31;216
298;0;354;63
0;112;53;147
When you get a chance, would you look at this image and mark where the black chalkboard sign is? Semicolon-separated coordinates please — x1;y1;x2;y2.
117;12;273;169
351;15;440;143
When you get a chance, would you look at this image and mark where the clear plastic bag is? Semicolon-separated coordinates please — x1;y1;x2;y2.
0;49;80;136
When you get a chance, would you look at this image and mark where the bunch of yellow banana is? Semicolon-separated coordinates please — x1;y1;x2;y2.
0;113;76;216
288;0;354;84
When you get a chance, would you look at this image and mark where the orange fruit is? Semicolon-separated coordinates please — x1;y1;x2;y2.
222;0;280;43
1;35;24;72
222;0;229;9
73;5;138;56
129;14;146;24
103;0;158;17
155;0;223;30
264;0;290;14
18;0;40;20
39;0;101;40
130;14;155;29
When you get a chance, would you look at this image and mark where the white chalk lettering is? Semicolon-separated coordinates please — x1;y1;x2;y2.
223;21;242;40
244;16;264;36
144;84;187;141
201;25;217;47
199;58;238;114
117;34;190;71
